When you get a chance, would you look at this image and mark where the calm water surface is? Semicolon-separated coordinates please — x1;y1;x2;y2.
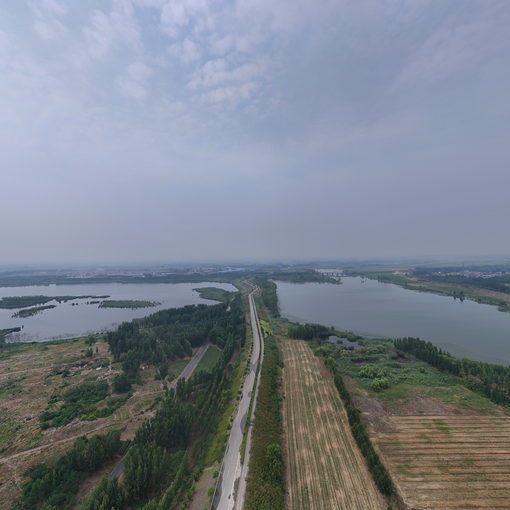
277;277;510;364
0;282;236;343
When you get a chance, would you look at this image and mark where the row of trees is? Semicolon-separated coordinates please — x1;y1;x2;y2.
245;333;285;510
394;337;510;405
253;278;279;317
82;297;245;509
287;323;332;341
323;358;395;496
13;430;123;510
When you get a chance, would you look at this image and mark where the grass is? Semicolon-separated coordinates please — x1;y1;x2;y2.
196;346;222;374
0;423;19;451
167;359;190;380
244;333;284;510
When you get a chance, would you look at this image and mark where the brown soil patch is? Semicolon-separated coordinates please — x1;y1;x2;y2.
282;339;384;510
375;415;510;509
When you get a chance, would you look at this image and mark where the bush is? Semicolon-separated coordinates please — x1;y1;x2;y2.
370;377;390;392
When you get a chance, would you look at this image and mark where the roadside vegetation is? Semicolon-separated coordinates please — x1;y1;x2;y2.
244;332;284;510
252;278;279;317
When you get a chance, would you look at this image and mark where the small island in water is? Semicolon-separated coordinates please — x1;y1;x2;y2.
98;300;160;309
0;295;110;309
193;287;234;303
12;305;57;318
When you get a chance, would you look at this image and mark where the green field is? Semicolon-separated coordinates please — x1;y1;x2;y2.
196;345;222;373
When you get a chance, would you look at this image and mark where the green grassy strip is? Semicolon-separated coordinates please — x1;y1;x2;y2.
244;333;284;510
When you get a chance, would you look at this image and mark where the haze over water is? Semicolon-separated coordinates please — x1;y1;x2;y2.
277;277;510;365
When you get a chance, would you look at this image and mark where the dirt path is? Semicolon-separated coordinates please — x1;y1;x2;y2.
0;422;118;464
282;339;384;510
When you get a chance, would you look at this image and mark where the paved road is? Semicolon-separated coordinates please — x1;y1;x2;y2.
211;290;263;510
109;342;211;480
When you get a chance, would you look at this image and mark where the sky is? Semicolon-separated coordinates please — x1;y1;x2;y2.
1;0;510;264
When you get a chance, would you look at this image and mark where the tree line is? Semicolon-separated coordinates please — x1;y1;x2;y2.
12;430;123;510
107;298;245;392
394;337;510;405
82;296;245;509
287;323;332;341
245;333;285;510
253;278;279;317
323;358;395;496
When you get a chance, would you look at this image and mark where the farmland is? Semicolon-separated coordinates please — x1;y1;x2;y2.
313;324;510;510
281;338;384;510
376;415;510;509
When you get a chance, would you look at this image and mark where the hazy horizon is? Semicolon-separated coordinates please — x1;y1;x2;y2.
2;1;510;263
2;253;510;271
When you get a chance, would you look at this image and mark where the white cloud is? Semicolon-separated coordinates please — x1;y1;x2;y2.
116;61;153;100
83;0;140;60
169;37;201;63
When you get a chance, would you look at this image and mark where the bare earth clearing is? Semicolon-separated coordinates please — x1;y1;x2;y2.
281;339;384;510
0;339;190;507
376;415;510;509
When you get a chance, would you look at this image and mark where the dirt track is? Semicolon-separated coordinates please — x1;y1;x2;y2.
282;339;384;510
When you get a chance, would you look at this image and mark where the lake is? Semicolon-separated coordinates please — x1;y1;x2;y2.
277;277;510;365
0;282;236;343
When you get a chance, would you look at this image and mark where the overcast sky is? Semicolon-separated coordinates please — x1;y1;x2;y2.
1;0;509;264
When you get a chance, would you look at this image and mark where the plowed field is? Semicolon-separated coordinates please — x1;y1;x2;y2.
376;415;510;509
282;339;384;510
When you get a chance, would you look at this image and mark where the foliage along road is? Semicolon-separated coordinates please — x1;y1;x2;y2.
211;289;263;510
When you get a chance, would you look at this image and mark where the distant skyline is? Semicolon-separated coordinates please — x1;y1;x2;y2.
1;1;510;264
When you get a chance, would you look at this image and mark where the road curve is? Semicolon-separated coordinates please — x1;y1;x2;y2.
211;290;263;510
